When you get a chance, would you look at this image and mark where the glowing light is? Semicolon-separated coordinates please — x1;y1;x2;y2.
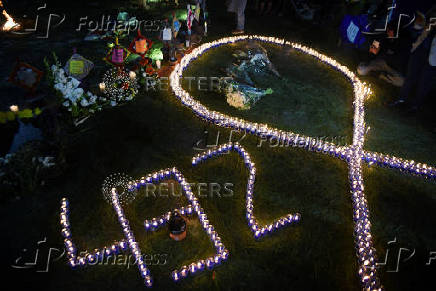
1;1;20;31
99;82;106;92
9;105;18;112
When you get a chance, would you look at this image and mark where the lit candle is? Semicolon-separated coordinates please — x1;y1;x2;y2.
9;105;19;112
129;71;136;80
99;82;106;92
156;60;161;69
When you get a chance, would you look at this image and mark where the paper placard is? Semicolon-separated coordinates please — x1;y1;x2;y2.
163;28;172;41
112;48;124;63
347;21;359;43
135;39;147;54
69;60;84;75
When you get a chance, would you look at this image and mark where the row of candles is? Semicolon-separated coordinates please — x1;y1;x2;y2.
143;204;194;231
169;35;383;290
127;167;230;283
191;142;301;239
60;198;129;268
169;36;435;181
111;186;153;287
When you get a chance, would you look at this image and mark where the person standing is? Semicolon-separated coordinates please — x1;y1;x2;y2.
227;0;248;35
395;23;436;112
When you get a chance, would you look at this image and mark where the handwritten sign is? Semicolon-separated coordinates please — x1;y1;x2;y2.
163;28;172;41
69;60;84;75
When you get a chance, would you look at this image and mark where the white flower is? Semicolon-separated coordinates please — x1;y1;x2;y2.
72;88;84;100
54;83;65;91
226;91;248;110
70;77;81;88
62;101;70;107
80;98;89;107
110;101;117;106
90;95;97;104
66;81;73;90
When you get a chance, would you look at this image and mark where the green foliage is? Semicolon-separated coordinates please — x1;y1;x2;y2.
146;44;164;61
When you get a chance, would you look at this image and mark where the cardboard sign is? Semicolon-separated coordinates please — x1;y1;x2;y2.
135;39;147;54
112;48;124;63
69;60;84;75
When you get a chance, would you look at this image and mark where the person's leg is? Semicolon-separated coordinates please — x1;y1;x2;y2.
398;48;426;102
259;1;265;13
236;0;248;31
265;0;273;14
409;65;436;109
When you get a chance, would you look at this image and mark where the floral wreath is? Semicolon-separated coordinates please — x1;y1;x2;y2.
101;68;139;105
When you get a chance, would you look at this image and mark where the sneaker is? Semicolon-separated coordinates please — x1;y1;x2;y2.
388;99;405;107
232;29;244;35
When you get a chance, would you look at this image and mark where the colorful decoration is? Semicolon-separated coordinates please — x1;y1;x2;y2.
101;68;139;105
64;50;94;80
60;142;299;287
146;45;164;69
172;12;181;38
117;12;129;23
128;30;153;71
129;30;153;57
187;4;194;33
8;61;43;92
104;38;130;67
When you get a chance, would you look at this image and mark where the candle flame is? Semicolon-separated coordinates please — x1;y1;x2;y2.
1;1;20;31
